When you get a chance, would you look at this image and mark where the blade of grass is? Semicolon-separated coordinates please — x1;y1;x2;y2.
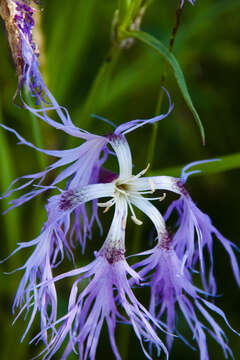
149;152;240;178
24;88;47;169
124;29;205;144
47;1;97;102
78;46;122;128
0;106;20;258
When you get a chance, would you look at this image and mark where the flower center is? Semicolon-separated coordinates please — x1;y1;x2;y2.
114;179;132;199
115;182;129;193
98;176;143;225
97;163;166;226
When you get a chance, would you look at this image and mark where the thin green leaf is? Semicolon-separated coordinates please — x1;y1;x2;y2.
78;47;122;128
47;1;96;102
0;107;20;255
118;0;130;24
149;153;240;178
124;30;205;144
24;89;47;169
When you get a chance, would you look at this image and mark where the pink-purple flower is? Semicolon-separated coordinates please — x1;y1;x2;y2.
181;0;196;8
33;198;168;360
1;2;239;360
164;162;240;294
19;134;238;359
133;245;237;359
2;122;240;359
1;90;174;357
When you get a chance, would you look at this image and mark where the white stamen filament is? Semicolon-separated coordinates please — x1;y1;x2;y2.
129;193;167;202
137;190;156;195
159;192;166;201
98;199;115;213
126;197;143;225
96;163;162;226
148;178;155;193
119;163;150;184
134;163;150;178
131;216;143;225
115;187;127;195
103;205;111;213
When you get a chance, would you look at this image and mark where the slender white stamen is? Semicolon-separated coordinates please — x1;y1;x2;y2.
115;187;127;195
134;163;150;178
119;163;150;184
148;178;155;193
130;193;167;201
138;190;157;195
103;205;111;213
159;192;166;201
98;200;114;207
131;216;143;225
127;198;137;217
126;197;143;225
98;199;115;213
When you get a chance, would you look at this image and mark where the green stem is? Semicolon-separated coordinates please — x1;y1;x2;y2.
133;0;183;260
79;46;122;128
146;81;166;168
129;8;185;353
24;88;47;169
147;0;183;167
149;152;240;178
23;90;47;234
118;0;130;24
0;105;20;270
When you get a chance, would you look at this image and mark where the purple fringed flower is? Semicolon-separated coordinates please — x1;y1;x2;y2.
0;0;70;106
20;118;178;359
164;161;240;294
10;226;60;343
0;0;42;99
14;1;35;50
13;0;64;104
2;114;239;359
1;89;173;251
8;197;77;342
1;122;110;251
133;243;238;359
181;0;196;7
32;198;168;360
5;178;119;338
1;94;173;354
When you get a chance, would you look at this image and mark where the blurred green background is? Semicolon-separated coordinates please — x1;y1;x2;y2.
0;0;240;359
